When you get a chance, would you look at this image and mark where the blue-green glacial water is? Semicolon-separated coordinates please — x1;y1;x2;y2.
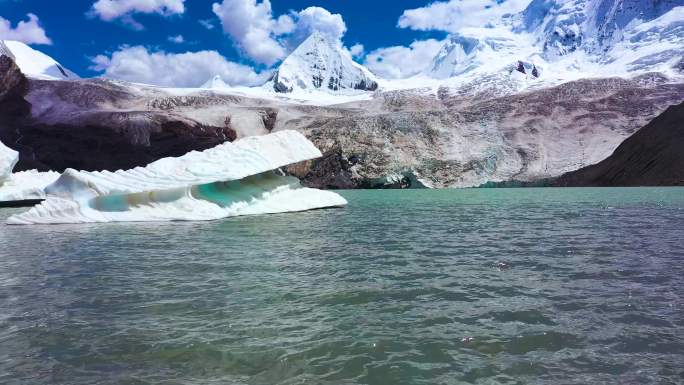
1;188;683;385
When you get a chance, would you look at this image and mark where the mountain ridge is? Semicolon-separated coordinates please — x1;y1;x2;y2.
265;32;379;94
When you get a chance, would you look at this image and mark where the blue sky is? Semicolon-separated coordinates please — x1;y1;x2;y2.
0;0;527;86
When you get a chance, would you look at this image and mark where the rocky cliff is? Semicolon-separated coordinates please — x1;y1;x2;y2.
554;101;684;186
0;54;236;172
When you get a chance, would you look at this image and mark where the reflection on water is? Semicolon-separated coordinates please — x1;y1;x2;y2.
1;188;683;385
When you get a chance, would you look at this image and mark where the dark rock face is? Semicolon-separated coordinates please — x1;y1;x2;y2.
516;61;526;74
286;151;358;189
0;55;30;116
353;79;378;92
554;101;684;186
260;109;278;132
271;71;293;93
6;121;235;172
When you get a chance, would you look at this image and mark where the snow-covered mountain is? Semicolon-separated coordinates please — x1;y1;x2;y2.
201;75;230;89
423;0;684;83
265;32;378;94
0;40;78;80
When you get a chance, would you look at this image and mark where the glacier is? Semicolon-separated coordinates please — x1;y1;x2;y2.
7;130;347;225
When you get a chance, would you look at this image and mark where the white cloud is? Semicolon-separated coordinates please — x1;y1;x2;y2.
199;19;215;30
349;43;364;58
398;0;531;32
284;7;346;50
90;0;186;30
364;39;444;79
0;13;52;45
168;34;184;43
211;0;348;65
211;0;288;66
89;46;269;87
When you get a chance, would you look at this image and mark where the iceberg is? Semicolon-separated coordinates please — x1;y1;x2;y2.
0;140;59;202
7;130;347;225
0;140;18;185
0;170;61;202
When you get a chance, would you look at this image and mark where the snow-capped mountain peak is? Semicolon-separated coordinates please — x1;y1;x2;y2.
0;40;78;80
266;31;378;94
424;29;541;80
520;0;684;67
423;0;684;85
201;75;230;89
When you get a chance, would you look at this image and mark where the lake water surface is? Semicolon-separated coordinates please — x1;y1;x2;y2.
1;188;683;384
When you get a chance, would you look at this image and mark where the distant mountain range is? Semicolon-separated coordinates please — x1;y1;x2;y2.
4;0;682;96
0;0;683;189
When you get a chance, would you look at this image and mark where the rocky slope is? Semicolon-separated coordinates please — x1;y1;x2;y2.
3;54;682;188
554;101;684;186
0;54;236;172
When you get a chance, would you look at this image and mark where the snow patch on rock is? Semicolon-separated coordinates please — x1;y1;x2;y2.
0;40;78;80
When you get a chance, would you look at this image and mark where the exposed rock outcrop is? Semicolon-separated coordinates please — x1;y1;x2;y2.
554;101;684;186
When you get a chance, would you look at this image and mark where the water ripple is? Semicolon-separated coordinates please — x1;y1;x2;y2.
1;188;683;384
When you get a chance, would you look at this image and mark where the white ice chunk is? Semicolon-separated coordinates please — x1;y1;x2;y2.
0;140;18;185
0;140;59;201
8;130;347;225
0;170;60;201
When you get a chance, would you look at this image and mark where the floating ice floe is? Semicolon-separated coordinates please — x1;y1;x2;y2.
7;130;347;225
0;140;59;202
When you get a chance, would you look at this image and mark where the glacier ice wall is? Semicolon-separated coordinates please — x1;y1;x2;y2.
7;130;347;225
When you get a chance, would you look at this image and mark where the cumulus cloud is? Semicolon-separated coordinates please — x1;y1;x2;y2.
89;0;186;30
211;0;348;65
398;0;531;32
211;0;290;65
364;39;445;79
349;43;364;58
89;46;269;87
167;34;184;43
0;13;52;45
283;6;346;50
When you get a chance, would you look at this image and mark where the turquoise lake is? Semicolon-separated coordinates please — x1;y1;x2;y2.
1;188;683;384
